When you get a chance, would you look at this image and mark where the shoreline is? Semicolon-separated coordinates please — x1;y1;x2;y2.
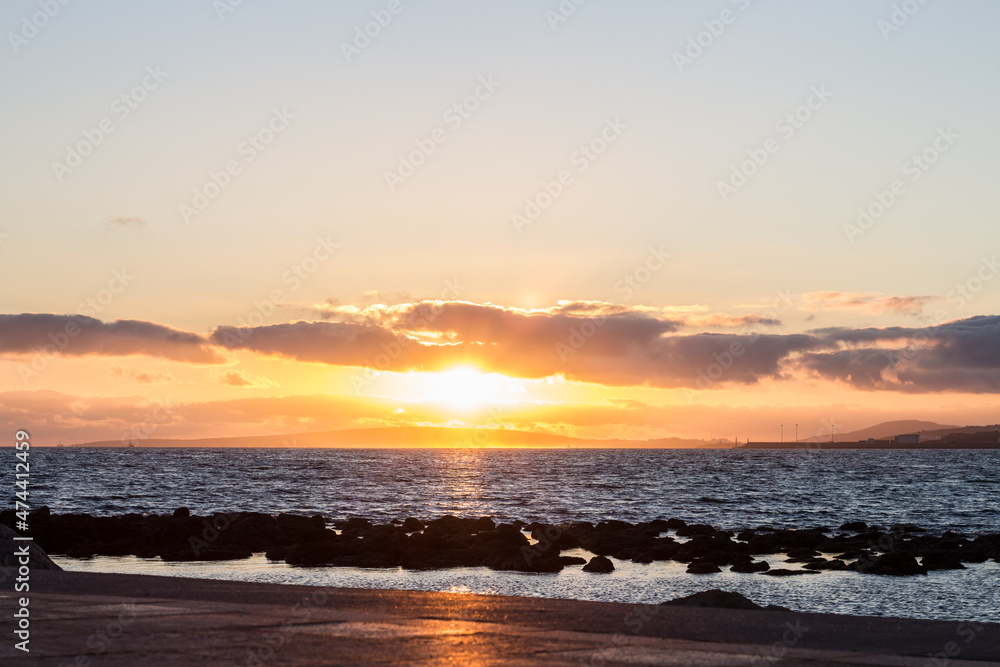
3;569;998;665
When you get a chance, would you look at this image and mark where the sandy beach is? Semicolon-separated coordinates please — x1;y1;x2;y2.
3;568;999;666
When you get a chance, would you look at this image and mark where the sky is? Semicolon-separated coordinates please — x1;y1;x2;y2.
2;0;999;445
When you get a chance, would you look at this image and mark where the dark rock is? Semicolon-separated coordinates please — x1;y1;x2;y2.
890;523;924;534
582;555;615;573
558;555;587;565
664;518;687;530
29;506;51;521
730;559;769;573
686;561;721;574
839;521;867;532
401;517;424;533
172;507;190;519
762;568;819;576
662;589;762;610
857;551;927;576
472;516;495;532
676;524;715;537
921;552;965;570
746;535;779;555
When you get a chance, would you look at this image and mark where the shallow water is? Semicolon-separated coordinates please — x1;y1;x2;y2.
12;447;1000;622
54;551;1000;624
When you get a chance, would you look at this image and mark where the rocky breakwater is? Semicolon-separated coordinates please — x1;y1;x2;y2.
4;509;999;578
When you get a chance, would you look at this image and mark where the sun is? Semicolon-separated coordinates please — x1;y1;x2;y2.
422;366;519;409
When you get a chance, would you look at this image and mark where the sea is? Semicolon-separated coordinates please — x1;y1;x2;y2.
13;447;1000;623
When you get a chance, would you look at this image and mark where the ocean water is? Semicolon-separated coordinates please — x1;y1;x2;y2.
10;447;1000;622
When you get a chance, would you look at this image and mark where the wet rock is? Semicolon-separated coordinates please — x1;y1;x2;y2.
401;517;424;533
730;559;769;573
664;518;687;530
762;568;819;576
686;561;721;574
746;535;779;555
172;507;190;519
890;523;924;534
582;555;615;573
558;556;587;566
472;516;495;532
839;521;867;532
662;590;763;610
856;551;927;576
921;552;965;570
676;524;715;537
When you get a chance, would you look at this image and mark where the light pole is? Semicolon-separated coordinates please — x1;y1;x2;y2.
780;424;783;443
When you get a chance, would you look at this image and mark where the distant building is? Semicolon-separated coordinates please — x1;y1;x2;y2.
894;434;920;444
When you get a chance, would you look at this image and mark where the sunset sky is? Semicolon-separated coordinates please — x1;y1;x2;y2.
2;1;999;445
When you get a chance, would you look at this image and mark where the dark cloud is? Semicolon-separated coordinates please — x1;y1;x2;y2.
0;314;223;364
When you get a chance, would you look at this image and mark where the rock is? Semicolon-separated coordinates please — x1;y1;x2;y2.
472;516;495;532
0;524;61;570
401;517;424;533
676;524;715;537
921;552;966;570
582;555;615;573
172;507;190;519
890;523;924;534
686;561;721;574
840;521;867;532
730;560;769;573
857;551;927;576
662;590;763;610
558;556;587;566
664;518;687;530
762;568;819;576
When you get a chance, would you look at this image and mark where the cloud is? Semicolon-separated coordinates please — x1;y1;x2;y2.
211;301;802;387
211;301;1000;393
0;314;224;364
801;315;1000;392
800;291;939;316
107;215;145;227
110;366;173;384
219;370;278;388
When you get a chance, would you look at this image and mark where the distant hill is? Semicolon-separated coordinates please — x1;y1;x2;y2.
72;426;721;449
802;420;958;443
